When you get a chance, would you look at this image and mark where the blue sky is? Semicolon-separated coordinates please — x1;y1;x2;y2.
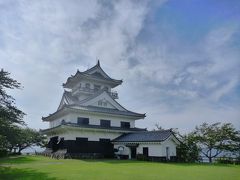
0;0;239;132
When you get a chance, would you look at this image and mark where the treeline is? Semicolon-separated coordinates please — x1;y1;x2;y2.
158;122;240;163
0;69;45;157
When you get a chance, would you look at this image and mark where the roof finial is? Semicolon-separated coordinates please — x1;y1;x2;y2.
97;59;100;66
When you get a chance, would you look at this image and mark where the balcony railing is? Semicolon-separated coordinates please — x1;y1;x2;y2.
72;87;118;99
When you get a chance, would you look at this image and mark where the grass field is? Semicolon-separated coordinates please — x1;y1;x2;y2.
0;156;239;180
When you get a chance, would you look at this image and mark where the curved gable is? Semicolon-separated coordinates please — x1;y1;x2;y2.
81;91;126;111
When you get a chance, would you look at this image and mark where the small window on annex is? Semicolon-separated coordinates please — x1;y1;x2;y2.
143;147;149;157
77;117;89;125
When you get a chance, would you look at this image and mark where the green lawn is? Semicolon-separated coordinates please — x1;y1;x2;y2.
0;156;239;180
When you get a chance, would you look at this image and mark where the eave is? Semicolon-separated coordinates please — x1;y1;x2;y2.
40;124;146;135
63;71;123;89
42;105;146;122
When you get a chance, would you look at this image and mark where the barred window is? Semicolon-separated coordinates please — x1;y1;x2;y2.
100;120;111;127
77;117;89;125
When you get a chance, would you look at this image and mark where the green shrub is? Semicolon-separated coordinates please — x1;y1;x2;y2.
136;154;148;161
216;157;240;164
0;149;8;157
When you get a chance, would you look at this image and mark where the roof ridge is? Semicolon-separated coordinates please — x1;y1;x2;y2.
78;90;129;112
152;129;172;132
82;62;112;79
130;129;171;134
112;129;175;142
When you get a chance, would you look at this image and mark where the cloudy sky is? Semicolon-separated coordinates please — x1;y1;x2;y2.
1;0;239;132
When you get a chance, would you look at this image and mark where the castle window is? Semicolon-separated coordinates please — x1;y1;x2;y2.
121;121;130;128
100;120;111;127
77;117;89;125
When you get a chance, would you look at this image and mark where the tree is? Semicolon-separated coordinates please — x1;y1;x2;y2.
6;127;46;154
0;134;8;150
16;128;46;154
230;131;240;162
0;69;25;153
4;125;22;152
192;122;239;163
153;123;164;131
0;69;46;155
0;69;25;125
177;133;200;162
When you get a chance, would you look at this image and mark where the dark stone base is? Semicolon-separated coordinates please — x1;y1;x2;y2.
47;139;114;158
115;154;129;159
66;153;104;159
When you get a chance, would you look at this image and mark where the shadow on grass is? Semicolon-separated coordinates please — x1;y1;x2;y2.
0;166;58;180
166;162;238;167
80;159;153;164
79;159;238;167
0;156;37;164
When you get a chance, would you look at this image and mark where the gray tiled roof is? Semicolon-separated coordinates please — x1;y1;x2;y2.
64;91;79;104
112;129;173;142
83;61;122;83
43;91;146;121
62;88;145;118
68;105;146;118
63;62;122;88
64;122;146;131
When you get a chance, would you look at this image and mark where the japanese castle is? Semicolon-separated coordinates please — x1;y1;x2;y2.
42;61;179;160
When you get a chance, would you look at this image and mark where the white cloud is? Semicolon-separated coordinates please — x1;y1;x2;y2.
137;101;240;133
211;78;239;101
0;0;239;131
0;0;153;129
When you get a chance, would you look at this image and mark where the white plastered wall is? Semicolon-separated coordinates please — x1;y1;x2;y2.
82;91;125;111
72;79;112;101
113;136;178;158
49;111;135;128
73;79;112;92
49;114;69;128
136;141;177;157
91;100;116;109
